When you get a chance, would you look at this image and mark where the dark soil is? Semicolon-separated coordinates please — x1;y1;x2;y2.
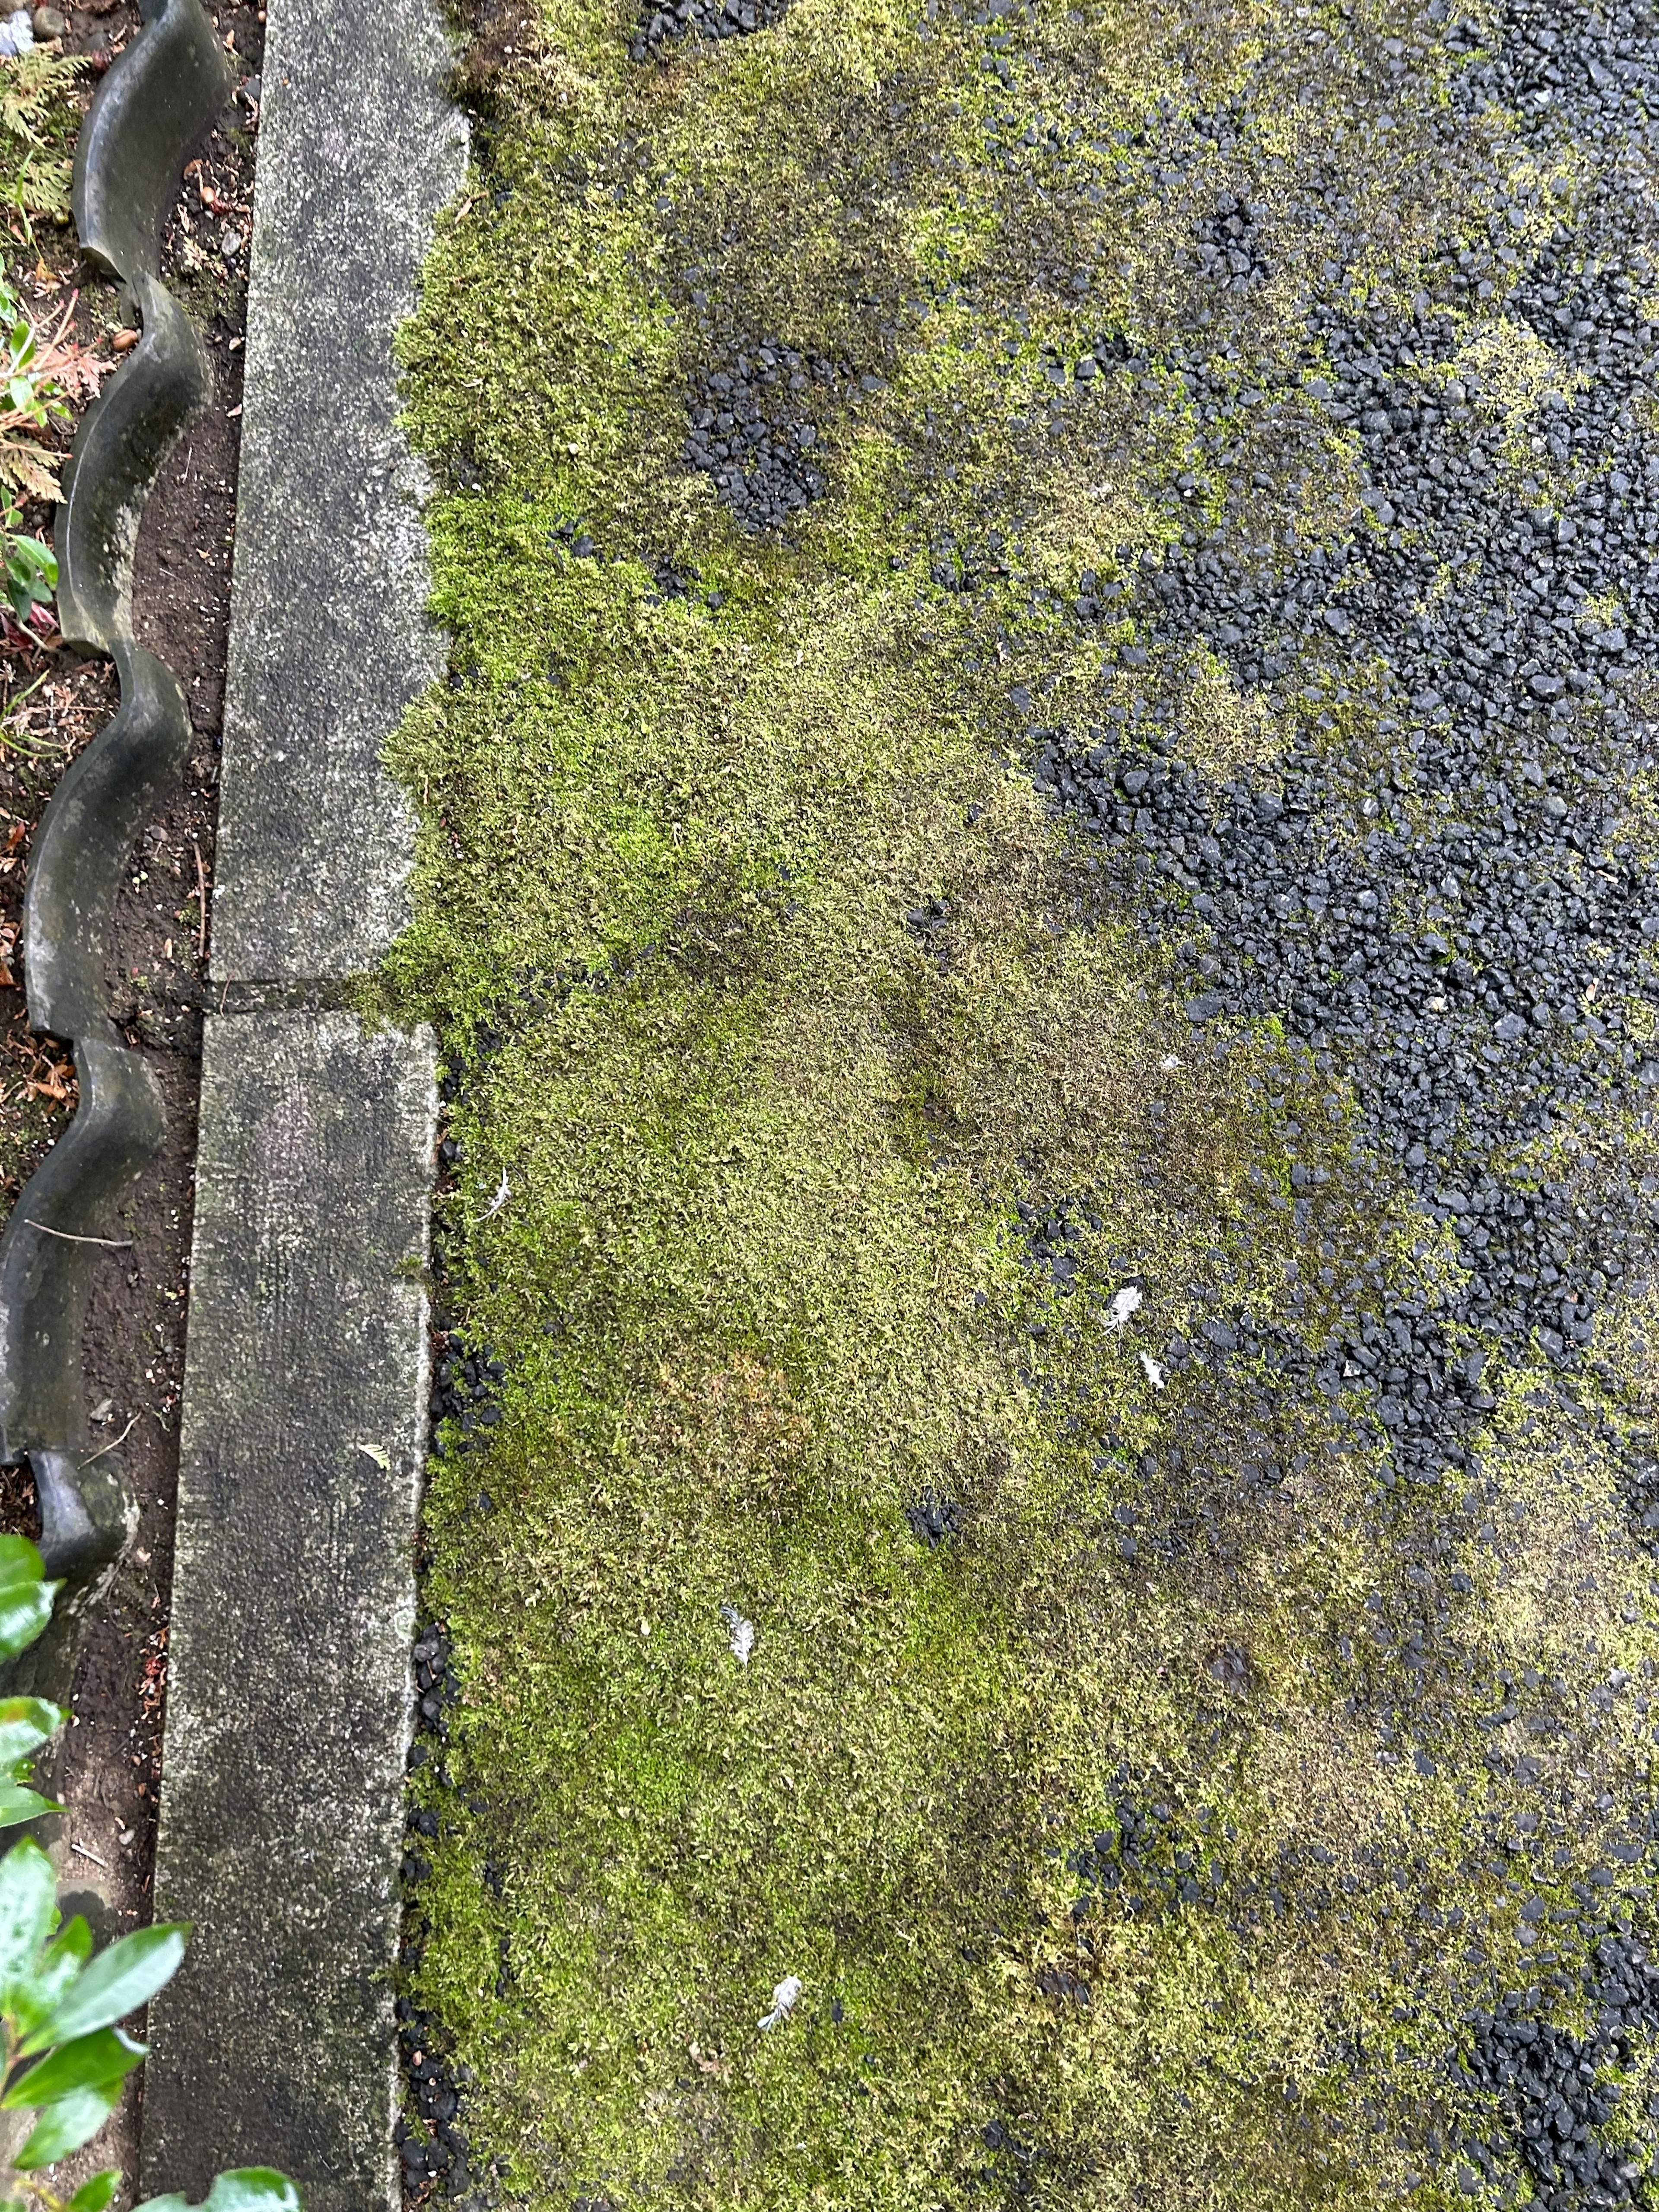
451;0;538;115
0;2;261;2194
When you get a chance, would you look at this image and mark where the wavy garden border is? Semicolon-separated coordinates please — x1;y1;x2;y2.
0;0;230;1701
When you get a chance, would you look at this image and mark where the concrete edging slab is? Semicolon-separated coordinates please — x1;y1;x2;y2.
140;1013;435;2206
139;0;465;2201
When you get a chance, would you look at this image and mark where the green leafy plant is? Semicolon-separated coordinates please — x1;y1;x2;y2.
0;510;52;626
0;1537;298;2212
0;278;101;505
0;52;84;233
0;275;111;632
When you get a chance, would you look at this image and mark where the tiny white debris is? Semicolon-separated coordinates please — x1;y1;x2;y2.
1159;1053;1183;1072
720;1602;755;1665
759;1975;802;2030
356;1441;390;1470
1103;1286;1142;1333
480;1170;510;1221
0;12;33;56
1139;1352;1166;1390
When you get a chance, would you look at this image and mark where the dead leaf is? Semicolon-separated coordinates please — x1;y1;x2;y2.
0;441;60;502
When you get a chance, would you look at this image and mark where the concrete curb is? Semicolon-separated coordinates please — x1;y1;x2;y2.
139;2;464;2202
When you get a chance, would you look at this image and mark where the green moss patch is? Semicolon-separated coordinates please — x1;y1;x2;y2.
381;0;1659;2201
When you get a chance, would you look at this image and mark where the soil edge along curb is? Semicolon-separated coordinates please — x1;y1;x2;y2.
137;1;464;2206
0;0;230;1710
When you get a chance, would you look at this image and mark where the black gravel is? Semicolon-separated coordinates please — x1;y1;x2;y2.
401;1047;520;2205
397;1995;471;2198
1458;1936;1659;2206
430;1058;509;1463
1014;1196;1097;1300
400;1624;476;2202
903;1485;962;1545
429;1330;505;1452
1016;0;1659;1550
982;0;1659;2187
630;0;790;62
1050;1788;1659;2203
680;343;847;531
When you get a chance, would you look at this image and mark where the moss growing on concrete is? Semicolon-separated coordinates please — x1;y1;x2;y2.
381;0;1659;2201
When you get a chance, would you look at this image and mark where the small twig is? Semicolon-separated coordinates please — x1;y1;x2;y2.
70;1841;110;1870
80;1412;140;1468
26;1222;133;1247
193;838;208;962
38;287;78;361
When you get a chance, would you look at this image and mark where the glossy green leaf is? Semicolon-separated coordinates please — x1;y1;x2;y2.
67;2171;121;2212
13;2081;121;2169
0;1539;57;1664
22;1921;189;2051
9;1913;92;2043
0;1699;62;1740
50;1915;93;1961
0;1839;59;2008
0;1697;64;1773
132;2174;302;2212
0;1537;41;1589
3;2027;146;2107
0;1783;61;1831
203;2174;302;2212
4;536;55;622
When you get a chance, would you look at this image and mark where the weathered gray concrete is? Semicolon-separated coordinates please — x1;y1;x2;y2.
141;0;462;2199
142;1014;434;2209
210;0;467;981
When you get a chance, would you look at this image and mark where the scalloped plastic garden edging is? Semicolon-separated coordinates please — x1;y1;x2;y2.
0;0;231;1700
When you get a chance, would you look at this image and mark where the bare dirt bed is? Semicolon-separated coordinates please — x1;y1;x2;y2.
0;1;261;2186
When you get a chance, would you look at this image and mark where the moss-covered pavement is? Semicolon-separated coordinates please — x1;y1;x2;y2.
381;0;1659;2201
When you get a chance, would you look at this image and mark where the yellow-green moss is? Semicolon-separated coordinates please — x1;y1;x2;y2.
377;0;1659;2202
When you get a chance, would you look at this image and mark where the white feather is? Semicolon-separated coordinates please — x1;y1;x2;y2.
758;1975;802;2029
